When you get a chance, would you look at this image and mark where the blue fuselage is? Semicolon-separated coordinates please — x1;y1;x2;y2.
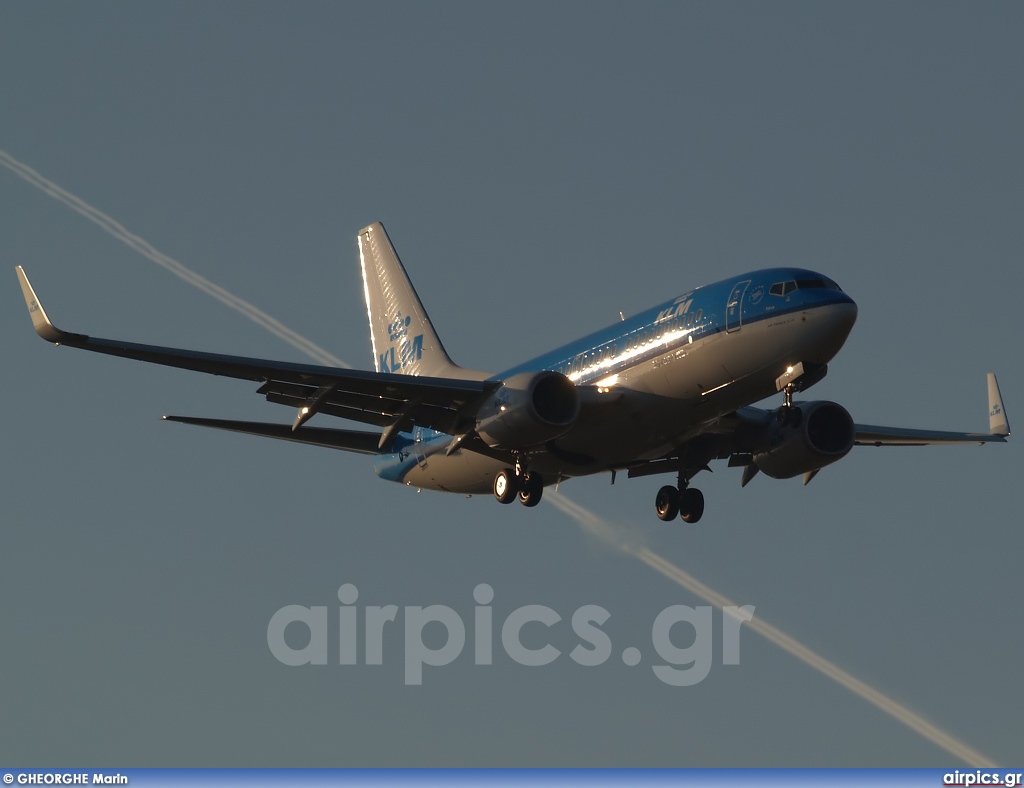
375;268;858;493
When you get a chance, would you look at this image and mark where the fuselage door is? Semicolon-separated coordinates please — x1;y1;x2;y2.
725;280;751;333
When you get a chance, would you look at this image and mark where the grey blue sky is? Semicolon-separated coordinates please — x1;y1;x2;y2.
1;2;1022;766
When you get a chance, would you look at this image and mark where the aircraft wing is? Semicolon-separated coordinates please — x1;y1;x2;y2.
17;267;497;438
625;372;1009;483
852;427;1006;446
854;373;1009;446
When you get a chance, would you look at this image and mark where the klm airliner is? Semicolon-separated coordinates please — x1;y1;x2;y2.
16;223;1009;522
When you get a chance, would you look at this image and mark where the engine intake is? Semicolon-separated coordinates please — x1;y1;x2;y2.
476;371;580;449
754;400;855;479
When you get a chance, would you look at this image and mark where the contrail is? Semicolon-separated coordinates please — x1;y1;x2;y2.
4;147;994;766
546;490;997;767
0;148;350;368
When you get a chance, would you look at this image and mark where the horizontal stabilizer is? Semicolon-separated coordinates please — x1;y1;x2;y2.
162;416;382;454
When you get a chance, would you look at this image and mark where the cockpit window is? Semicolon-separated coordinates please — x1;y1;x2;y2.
769;281;796;296
770;277;841;296
795;278;841;291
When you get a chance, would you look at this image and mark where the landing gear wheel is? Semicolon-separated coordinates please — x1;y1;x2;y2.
518;474;544;507
493;469;520;504
655;485;680;521
679;488;705;523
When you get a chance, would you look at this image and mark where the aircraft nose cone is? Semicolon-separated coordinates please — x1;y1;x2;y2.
805;297;859;365
837;297;858;330
828;298;858;347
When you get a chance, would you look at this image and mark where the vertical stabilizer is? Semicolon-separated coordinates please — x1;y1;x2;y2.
988;373;1010;436
358;223;482;379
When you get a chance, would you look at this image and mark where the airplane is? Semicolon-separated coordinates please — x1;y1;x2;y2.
16;222;1010;523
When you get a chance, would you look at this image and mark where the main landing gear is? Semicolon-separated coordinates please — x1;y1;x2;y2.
493;458;544;508
654;472;705;524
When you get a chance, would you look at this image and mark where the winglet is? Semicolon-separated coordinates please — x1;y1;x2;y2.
988;373;1009;436
15;266;64;343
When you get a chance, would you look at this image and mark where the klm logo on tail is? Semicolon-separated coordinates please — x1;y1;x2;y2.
389;312;412;342
380;311;424;373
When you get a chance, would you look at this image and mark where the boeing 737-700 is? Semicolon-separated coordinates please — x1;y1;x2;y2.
16;222;1009;522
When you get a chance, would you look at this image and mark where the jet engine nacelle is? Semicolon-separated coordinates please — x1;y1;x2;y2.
475;371;580;449
754;400;855;479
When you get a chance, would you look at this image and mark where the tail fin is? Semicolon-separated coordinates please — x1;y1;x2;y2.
988;372;1010;436
358;223;479;378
